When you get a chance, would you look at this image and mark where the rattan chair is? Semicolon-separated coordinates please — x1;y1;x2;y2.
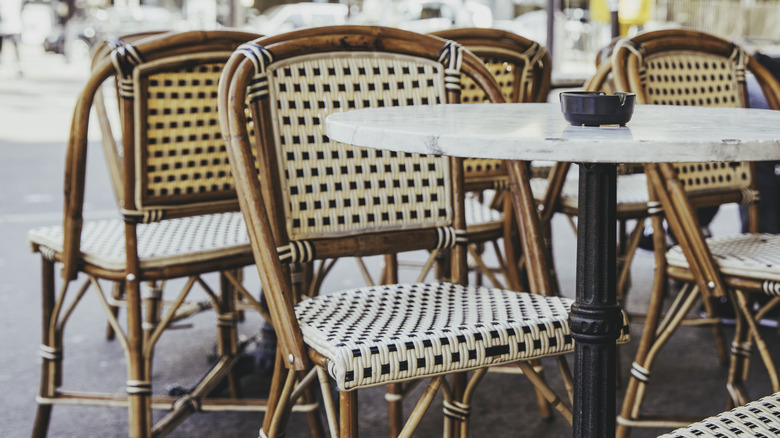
657;391;780;437
427;27;552;292
429;27;566;420
27;30;328;438
219;25;631;437
607;28;780;437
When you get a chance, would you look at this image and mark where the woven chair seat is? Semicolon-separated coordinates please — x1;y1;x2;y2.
658;391;780;437
296;282;631;391
464;193;503;234
531;173;649;212
666;233;780;283
28;212;250;271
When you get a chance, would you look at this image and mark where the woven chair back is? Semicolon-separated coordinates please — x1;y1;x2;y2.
268;52;454;241
432;28;551;186
108;30;263;222
612;29;780;200
219;25;505;367
60;30;262;279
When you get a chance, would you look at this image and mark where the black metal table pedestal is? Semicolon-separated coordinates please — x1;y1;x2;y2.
570;163;623;438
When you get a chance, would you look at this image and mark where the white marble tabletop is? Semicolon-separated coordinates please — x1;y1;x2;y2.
326;103;780;163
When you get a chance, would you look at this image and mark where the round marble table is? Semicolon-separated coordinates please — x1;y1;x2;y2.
326;102;780;438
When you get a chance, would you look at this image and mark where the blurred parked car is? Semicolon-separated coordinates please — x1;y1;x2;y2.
249;2;348;35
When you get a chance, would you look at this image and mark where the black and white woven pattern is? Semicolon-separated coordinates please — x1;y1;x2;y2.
266;52;452;240
296;282;630;391
27;212;250;270
658;391;780;437
666;233;780;283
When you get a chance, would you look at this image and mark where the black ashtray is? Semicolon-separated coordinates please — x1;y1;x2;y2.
560;91;636;126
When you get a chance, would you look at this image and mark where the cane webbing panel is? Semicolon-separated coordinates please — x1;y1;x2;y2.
28;212;250;271
461;57;519;104
639;48;754;197
296;282;631;391
267;53;452;239
464;158;505;182
666;233;780;282
143;63;230;197
658;391;780;437
130;52;256;212
530;173;650;213
672;161;752;193
643;52;743;107
460;52;537;182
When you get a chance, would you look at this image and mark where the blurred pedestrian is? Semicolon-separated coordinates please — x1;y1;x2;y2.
0;0;23;74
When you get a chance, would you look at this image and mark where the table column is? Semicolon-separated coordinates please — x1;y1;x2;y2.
570;163;623;438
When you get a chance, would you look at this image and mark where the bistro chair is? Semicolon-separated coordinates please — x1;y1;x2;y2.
219;25;631;437
657;391;780;437
430;26;564;420
428;27;552;292
27;29;327;438
607;28;780;437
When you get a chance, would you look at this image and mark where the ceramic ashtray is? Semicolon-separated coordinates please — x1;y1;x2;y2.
559;91;636;126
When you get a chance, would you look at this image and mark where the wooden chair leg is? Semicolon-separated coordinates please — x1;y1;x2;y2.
143;281;162;342
339;390;358;438
617;216;673;438
218;271;241;398
262;356;297;438
726;289;752;408
617;282;700;438
33;257;57;438
302;384;326;438
387;382;404;438
700;294;729;366
125;275;151;438
106;281;124;340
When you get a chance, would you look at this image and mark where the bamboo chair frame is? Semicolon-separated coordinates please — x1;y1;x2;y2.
27;30;328;438
606;28;780;437
218;25;603;438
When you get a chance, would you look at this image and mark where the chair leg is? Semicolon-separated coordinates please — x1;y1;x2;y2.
143;281;162;342
387;383;404;438
124;275;151;438
106;281;124;340
617;281;700;438
32;257;57;438
302;385;326;438
700;294;729;366
261;352;296;438
339;390;358;438
728;289;780;404
726;290;753;408
218;270;241;398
